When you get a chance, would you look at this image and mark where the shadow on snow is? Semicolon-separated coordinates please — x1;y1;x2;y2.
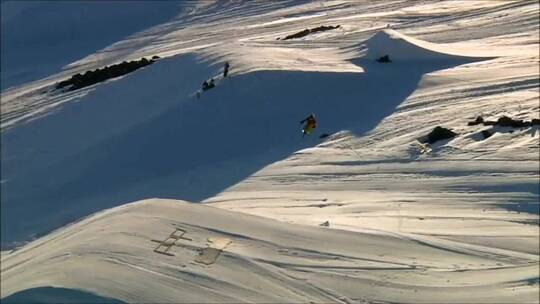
0;54;482;247
2;287;125;304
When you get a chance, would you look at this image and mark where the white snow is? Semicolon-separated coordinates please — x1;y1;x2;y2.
1;0;538;303
2;199;538;303
364;29;495;61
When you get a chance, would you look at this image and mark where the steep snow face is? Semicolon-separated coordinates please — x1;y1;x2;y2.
2;199;538;303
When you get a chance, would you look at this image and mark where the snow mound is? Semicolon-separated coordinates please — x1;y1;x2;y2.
365;29;491;61
2;199;538;303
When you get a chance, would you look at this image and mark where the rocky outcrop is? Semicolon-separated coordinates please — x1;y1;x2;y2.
56;56;160;92
279;25;340;40
420;126;458;144
467;115;538;128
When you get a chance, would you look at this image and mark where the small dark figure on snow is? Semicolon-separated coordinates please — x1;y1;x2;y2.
223;62;230;78
377;55;391;63
300;113;317;137
202;79;215;91
202;80;209;91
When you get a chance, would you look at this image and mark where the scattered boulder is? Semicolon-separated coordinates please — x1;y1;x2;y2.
467;116;484;126
422;126;458;144
376;55;391;63
319;221;330;227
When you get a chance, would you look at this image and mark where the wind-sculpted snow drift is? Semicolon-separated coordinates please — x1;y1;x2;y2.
365;29;491;62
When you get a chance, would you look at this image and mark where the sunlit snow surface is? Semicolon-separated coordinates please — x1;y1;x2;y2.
1;1;539;303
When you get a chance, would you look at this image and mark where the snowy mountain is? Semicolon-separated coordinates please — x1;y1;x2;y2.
1;1;538;303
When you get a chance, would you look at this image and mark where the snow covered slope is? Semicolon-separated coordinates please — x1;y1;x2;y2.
2;199;538;303
206;29;539;256
0;29;486;246
1;0;538;303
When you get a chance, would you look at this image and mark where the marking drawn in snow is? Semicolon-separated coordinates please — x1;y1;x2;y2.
151;227;192;256
196;237;232;265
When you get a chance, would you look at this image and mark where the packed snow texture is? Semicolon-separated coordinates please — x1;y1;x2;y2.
2;199;539;303
1;0;539;303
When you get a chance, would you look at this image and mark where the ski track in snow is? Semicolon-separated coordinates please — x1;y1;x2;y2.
1;0;539;303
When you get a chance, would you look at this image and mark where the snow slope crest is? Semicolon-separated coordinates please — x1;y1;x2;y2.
366;29;489;61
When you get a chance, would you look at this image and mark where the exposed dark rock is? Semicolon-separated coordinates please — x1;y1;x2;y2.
480;129;493;139
422;126;458;144
467;116;484;126
376;55;391;63
310;25;341;34
283;29;311;40
319;221;330;227
56;57;158;92
468;115;538;128
496;115;528;128
281;25;340;40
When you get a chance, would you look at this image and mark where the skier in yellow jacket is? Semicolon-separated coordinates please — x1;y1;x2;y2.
300;113;317;137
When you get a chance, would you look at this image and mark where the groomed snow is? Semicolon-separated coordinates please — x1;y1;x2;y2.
1;0;538;303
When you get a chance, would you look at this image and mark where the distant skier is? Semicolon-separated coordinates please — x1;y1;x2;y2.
300;113;317;137
202;80;209;91
223;62;230;78
202;79;216;91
